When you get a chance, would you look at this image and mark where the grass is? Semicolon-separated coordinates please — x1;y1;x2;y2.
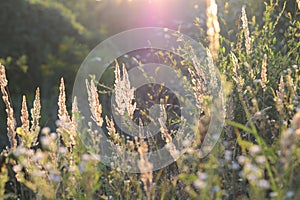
0;0;299;199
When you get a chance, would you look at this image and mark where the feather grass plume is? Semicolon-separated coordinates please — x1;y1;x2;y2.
30;87;41;136
206;0;220;60
189;57;208;113
0;64;17;149
275;76;285;114
241;7;252;55
114;61;136;117
21;96;29;133
261;54;268;91
58;78;71;123
137;138;153;200
71;96;78;131
86;79;103;127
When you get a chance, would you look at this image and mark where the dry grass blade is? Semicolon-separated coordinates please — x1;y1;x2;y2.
0;64;17;149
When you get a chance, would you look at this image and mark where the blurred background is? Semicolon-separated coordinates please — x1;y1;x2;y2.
0;0;295;148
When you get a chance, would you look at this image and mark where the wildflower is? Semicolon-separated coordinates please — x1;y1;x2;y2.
292;64;298;69
257;179;270;189
33;151;45;162
231;162;240;170
41;137;50;147
286;191;295;198
32;170;46;178
13;165;23;173
41;127;51;135
243;163;262;181
255;155;266;164
194;171;208;189
269;192;278;198
58;147;67;155
249;145;261;155
224;150;232;161
13;146;28;157
253;79;261;84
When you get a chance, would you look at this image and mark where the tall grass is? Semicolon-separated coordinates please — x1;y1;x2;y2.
0;0;299;199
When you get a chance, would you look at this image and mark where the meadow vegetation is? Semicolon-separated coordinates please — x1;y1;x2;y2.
0;0;299;199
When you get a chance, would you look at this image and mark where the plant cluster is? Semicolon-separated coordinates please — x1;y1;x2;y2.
0;0;299;199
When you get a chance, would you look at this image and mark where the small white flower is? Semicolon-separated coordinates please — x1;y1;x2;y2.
255;155;266;164
59;147;67;155
269;192;278;197
13;165;23;173
224;150;232;161
40;137;50;146
193;180;207;189
50;133;57;140
41;127;51;135
231;162;240;170
286;191;295;198
82;154;91;161
197;172;208;180
182;139;191;147
257;179;270;189
249;145;261;155
238;155;246;164
33;151;45;162
292;64;298;69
